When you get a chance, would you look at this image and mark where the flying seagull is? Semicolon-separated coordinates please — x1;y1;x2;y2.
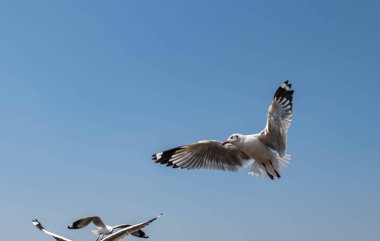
33;219;71;241
33;215;162;241
152;80;294;179
68;215;162;240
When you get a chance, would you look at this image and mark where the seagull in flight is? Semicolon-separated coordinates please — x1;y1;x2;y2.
68;215;161;240
32;219;71;241
33;215;162;241
152;80;294;179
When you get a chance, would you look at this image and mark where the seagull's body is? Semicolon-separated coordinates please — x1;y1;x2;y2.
152;80;294;179
33;215;162;241
68;215;162;240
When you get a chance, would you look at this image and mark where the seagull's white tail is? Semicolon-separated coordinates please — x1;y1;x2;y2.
248;162;266;177
92;230;99;236
273;154;291;173
248;154;291;178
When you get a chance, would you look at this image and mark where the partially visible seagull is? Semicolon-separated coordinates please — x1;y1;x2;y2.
33;215;162;241
152;80;294;179
68;215;162;240
33;219;71;241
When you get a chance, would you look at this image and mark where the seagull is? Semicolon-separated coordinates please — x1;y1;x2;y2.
152;80;294;179
33;219;71;241
67;215;161;240
33;215;162;241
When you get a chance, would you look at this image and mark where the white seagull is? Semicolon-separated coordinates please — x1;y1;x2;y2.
32;215;162;241
67;215;161;240
152;80;294;179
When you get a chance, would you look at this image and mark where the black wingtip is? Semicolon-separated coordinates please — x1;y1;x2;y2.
67;222;82;230
33;219;44;230
282;80;292;89
152;146;183;166
273;80;294;103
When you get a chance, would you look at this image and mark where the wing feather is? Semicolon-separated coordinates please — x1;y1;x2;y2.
112;224;149;239
102;214;162;241
153;141;252;172
259;80;294;156
68;216;106;230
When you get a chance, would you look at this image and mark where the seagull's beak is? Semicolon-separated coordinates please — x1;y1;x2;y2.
222;141;230;145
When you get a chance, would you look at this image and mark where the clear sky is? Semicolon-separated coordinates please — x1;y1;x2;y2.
1;0;379;241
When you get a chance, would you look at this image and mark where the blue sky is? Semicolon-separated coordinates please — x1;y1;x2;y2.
1;0;379;241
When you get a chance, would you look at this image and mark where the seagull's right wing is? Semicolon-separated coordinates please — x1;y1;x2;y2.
152;141;252;172
68;216;106;230
259;80;294;156
102;214;162;241
112;224;149;239
33;219;73;241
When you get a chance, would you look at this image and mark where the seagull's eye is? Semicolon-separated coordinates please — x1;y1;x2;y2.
235;135;239;139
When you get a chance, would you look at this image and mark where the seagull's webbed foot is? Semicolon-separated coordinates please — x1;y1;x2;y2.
274;169;280;179
267;173;274;180
269;160;281;179
263;163;274;180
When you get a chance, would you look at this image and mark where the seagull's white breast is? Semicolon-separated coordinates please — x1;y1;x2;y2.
241;135;274;162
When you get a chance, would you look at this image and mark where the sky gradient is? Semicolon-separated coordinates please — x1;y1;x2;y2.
1;1;379;241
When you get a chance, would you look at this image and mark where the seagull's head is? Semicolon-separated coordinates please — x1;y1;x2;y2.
222;133;243;146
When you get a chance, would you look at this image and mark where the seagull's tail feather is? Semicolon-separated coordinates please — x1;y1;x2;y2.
248;162;266;177
91;230;99;236
274;153;291;173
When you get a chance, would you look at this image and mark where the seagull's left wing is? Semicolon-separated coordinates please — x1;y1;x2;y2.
102;214;162;241
259;80;294;156
152;141;252;172
33;219;73;241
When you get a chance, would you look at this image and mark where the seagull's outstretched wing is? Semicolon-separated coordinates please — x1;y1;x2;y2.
259;80;294;156
33;219;73;241
68;216;106;230
153;141;252;171
102;214;162;241
112;224;149;239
